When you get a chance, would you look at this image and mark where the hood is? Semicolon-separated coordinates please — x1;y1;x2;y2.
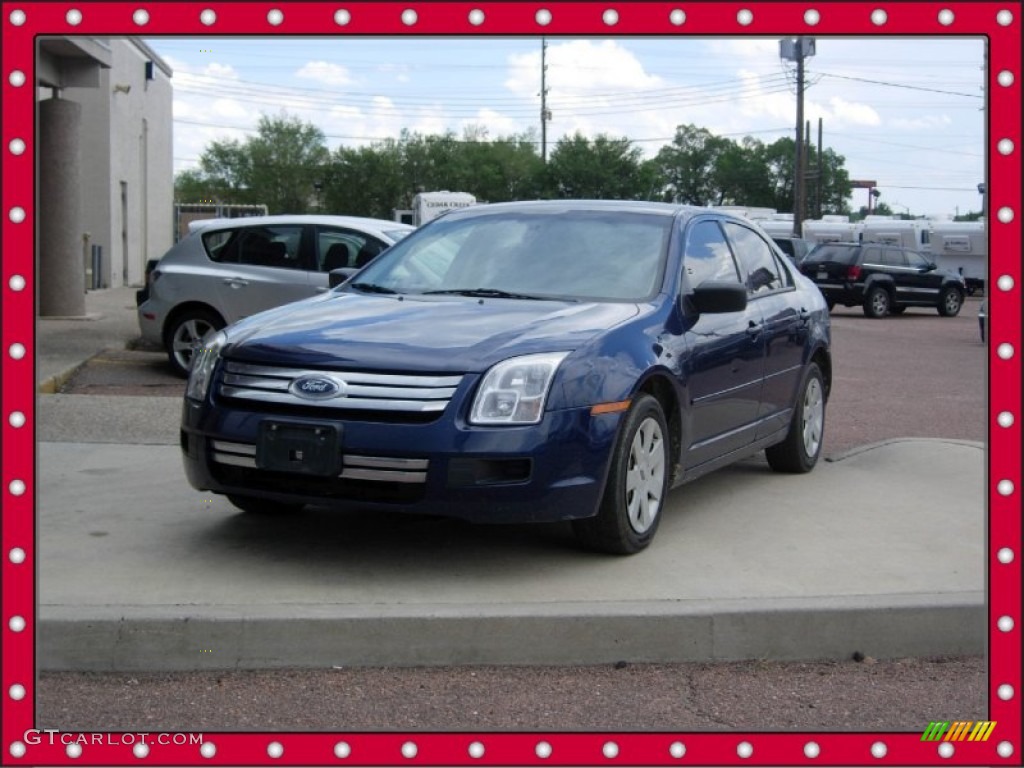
223;293;641;372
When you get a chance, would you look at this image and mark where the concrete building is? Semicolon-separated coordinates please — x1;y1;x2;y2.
37;37;173;315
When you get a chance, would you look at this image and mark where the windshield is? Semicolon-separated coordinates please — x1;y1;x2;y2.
347;210;671;302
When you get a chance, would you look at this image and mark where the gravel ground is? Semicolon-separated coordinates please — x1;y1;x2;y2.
39;299;989;732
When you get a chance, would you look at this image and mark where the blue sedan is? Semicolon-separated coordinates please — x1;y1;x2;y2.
182;200;831;554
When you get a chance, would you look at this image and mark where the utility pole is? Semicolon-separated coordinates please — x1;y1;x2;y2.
541;38;551;163
780;37;815;235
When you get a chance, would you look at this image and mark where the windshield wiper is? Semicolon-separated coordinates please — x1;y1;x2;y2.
422;288;567;301
349;282;399;295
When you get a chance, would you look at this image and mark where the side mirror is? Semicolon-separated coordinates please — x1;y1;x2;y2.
689;281;748;314
328;267;358;288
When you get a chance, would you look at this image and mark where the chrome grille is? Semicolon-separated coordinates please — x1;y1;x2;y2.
210;440;428;484
218;361;462;413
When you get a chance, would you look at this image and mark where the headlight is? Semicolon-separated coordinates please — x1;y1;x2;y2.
185;330;227;401
469;352;569;425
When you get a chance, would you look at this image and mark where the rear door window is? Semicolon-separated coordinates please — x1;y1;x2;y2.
205;225;306;270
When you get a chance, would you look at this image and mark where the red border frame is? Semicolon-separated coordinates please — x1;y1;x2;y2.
2;2;1021;766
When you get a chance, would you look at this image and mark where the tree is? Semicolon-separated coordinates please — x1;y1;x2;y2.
546;133;647;199
654;124;731;205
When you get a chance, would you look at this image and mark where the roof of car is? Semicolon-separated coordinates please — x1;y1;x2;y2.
190;214;416;233
440;199;738;220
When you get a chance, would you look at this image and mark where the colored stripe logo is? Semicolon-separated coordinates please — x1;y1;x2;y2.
922;721;996;742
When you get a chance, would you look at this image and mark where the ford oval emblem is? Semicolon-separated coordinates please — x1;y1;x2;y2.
289;374;346;400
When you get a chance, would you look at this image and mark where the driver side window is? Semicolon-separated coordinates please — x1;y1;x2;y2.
682;220;741;288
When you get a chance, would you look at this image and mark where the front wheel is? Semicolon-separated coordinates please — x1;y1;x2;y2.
938;286;964;317
766;363;826;473
573;394;670;555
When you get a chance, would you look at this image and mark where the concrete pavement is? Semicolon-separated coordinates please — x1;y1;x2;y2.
33;288;987;671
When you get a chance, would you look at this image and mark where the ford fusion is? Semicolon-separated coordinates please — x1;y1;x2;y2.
182;200;831;554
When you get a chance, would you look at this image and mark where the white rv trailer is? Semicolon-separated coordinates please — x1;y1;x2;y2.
928;220;987;294
859;217;931;250
394;191;477;227
802;218;862;246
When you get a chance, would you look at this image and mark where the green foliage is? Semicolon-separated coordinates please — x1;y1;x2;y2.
174;112;854;221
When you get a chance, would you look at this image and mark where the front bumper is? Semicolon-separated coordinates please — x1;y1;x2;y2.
180;396;622;524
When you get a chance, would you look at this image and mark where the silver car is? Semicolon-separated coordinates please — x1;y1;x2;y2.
138;215;414;376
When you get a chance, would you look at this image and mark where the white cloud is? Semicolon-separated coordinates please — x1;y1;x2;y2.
889;114;953;131
295;61;353;87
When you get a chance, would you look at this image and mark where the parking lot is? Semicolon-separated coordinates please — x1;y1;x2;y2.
36;292;988;732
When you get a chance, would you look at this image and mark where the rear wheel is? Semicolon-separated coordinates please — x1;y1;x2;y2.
166;307;224;377
938;286;964;317
573;394;669;555
766;363;825;473
863;286;890;318
226;494;305;515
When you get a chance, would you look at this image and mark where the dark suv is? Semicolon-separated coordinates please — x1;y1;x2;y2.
800;242;966;318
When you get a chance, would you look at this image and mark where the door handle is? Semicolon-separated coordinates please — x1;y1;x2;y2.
798;307;811;325
746;321;762;337
223;277;249;288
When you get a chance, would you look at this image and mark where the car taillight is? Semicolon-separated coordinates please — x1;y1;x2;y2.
846;265;861;280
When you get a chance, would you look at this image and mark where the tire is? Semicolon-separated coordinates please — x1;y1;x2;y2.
863;286;891;318
766;362;826;474
166;308;225;378
573;394;670;555
227;494;305;515
938;286;964;317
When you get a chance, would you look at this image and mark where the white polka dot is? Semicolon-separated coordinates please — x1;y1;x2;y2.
267;9;283;25
9;684;26;700
9;70;26;87
997;547;1015;564
938;9;954;25
997;206;1014;223
998;138;1014;155
468;741;485;758
9;274;26;291
9;547;26;563
804;741;820;758
401;9;417;25
334;742;351;758
401;742;417;759
334;9;350;25
997;615;1015;632
9;343;26;360
998;683;1015;700
133;743;149;758
9;479;25;496
997;343;1014;360
66;743;82;758
267;741;283;758
737;9;753;25
536;741;552;759
9;206;26;223
468;9;484;25
9;742;26;758
737;741;753;758
8;138;25;155
871;9;887;25
997;741;1014;758
9;410;27;428
200;8;216;25
9;9;26;25
938;741;954;758
998;479;1015;496
603;9;618;25
669;9;685;25
536;9;552;26
66;8;82;25
804;9;820;25
133;9;149;25
997;275;1014;291
997;9;1014;25
603;741;619;758
871;741;888;758
200;742;216;758
669;742;686;758
998;70;1015;87
9;615;26;632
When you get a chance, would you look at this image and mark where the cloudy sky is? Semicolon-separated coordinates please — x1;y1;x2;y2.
147;35;986;218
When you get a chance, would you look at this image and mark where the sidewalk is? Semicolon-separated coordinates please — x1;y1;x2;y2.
36;286;145;392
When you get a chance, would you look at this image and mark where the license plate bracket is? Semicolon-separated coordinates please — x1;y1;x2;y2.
256;421;342;476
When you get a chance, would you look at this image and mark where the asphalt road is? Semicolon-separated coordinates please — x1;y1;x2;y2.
39;299;988;732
